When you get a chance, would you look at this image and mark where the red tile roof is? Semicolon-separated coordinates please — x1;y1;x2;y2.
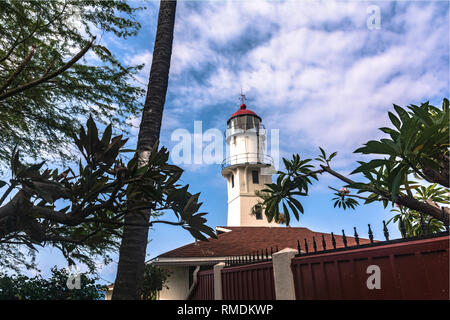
157;226;372;258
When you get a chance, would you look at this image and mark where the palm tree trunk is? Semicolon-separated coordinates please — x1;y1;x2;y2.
112;0;177;300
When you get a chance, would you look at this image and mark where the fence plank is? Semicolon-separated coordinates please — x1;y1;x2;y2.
291;235;449;300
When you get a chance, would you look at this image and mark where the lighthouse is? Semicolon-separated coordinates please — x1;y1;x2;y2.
221;94;279;227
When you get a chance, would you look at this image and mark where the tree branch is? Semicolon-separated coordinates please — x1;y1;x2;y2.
0;47;36;93
321;165;450;224
0;37;96;101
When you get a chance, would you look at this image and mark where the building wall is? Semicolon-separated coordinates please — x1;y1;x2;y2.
226;166;279;227
158;266;190;300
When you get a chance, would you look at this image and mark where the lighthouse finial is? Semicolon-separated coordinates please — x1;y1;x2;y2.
239;88;247;105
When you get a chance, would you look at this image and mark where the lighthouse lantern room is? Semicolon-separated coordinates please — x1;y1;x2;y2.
221;94;279;227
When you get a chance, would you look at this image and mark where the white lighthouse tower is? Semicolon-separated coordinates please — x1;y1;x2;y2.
221;94;279;227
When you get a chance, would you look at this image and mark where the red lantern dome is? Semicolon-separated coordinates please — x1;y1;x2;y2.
227;104;261;124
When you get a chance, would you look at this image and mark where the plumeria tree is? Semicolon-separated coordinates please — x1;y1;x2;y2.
388;184;449;236
0;116;216;272
256;98;449;234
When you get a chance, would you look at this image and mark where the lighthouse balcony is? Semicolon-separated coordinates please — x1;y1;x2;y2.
221;153;273;170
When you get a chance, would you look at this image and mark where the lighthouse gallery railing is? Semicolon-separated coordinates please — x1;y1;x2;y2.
221;153;274;170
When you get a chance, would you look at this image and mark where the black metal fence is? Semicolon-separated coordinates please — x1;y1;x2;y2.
225;246;280;267
224;218;450;267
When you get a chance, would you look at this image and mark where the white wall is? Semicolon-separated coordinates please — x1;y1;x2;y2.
225;166;279;227
158;266;190;300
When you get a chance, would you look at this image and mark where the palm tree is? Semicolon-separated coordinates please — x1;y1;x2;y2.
112;0;177;300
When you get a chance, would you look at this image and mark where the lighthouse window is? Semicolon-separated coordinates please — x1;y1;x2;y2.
255;205;263;220
231;174;234;188
252;170;259;184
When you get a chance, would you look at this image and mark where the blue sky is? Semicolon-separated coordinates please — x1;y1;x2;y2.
26;0;450;284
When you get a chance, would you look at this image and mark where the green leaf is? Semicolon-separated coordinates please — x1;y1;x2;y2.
289;196;304;214
351;159;388;175
282;202;290;226
319;147;326;159
286;199;300;221
354;140;396;155
388;112;401;130
101;124;112;146
390;166;406;202
328;151;337;161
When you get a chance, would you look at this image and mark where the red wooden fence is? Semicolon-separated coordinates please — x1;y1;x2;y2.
222;261;275;300
189;234;449;300
291;235;449;300
191;269;214;300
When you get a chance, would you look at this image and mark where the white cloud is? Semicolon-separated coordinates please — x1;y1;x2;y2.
124;50;153;87
163;0;448;173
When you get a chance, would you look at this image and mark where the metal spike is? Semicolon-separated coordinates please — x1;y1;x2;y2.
304;238;309;254
276;245;279;252
342;229;347;248
331;232;336;249
312;236;317;252
322;234;326;251
265;248;269;260
399;217;406;238
368;224;374;244
270;247;273;257
353;227;360;246
297;240;301;254
383;220;390;241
